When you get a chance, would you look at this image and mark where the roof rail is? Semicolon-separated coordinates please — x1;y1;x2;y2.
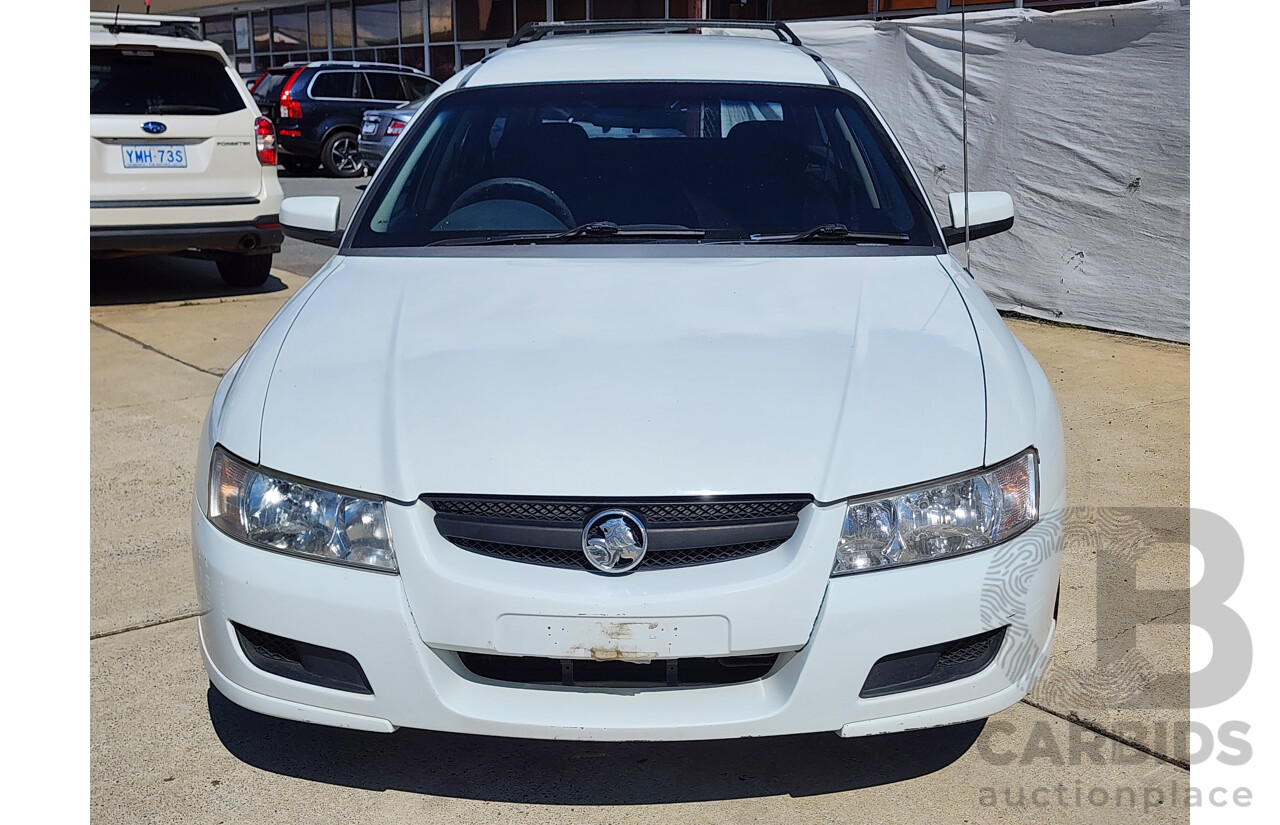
90;11;203;41
290;60;424;71
506;19;803;49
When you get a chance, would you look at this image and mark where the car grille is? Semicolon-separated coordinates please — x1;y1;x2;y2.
425;495;811;572
451;538;786;571
457;651;780;687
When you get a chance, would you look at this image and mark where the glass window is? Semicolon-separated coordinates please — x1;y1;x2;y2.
705;0;764;20
310;70;358;98
203;16;235;55
351;82;940;248
590;0;665;20
668;0;698;18
881;0;936;10
253;69;296;106
332;2;355;48
402;0;425;44
772;0;870;19
430;44;455;78
308;5;329;50
235;16;251;51
517;0;546;29
404;74;435;98
91;47;248;115
378;46;402;63
367;71;410;100
401;46;427;71
252;12;271;54
429;0;453;43
457;0;515;41
556;0;586;21
272;7;308;53
356;1;400;47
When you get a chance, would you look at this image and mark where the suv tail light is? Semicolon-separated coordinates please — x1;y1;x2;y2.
278;67;305;120
386;119;407;137
255;117;277;166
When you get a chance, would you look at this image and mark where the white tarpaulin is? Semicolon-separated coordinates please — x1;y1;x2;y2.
791;1;1189;342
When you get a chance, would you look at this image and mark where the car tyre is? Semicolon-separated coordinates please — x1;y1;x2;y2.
280;156;319;174
216;253;273;288
320;131;365;178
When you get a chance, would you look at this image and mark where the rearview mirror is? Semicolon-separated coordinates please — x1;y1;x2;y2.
942;191;1014;246
281;196;343;247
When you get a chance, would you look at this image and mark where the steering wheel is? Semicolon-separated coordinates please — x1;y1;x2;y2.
448;177;575;228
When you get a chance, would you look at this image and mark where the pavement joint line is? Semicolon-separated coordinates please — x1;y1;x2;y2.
91;393;209;413
91;610;202;641
1069;396;1191;422
1019;697;1190;771
1051;606;1191;660
91;320;226;377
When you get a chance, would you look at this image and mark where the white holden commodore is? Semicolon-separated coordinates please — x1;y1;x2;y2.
193;21;1065;741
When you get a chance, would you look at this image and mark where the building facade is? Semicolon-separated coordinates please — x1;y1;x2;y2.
90;1;1136;80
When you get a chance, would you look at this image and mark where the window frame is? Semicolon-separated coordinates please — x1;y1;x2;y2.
307;69;360;99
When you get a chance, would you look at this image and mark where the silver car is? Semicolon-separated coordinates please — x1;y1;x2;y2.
358;94;430;171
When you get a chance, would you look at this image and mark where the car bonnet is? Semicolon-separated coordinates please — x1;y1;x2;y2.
251;252;986;502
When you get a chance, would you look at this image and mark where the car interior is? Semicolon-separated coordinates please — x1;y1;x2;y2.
362;83;933;245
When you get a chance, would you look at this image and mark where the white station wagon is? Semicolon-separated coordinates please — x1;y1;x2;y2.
193;20;1065;741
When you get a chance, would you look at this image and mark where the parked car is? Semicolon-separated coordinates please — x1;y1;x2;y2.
194;21;1065;741
251;61;436;177
90;12;283;287
358;96;427;171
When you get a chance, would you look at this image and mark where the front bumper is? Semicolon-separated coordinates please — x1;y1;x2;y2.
193;493;1063;741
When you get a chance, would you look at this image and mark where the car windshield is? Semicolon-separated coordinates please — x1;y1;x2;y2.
350;82;940;248
90;47;246;116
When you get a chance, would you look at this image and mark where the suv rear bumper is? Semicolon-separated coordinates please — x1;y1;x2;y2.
90;216;284;256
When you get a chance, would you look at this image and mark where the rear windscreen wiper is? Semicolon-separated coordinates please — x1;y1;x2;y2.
743;224;911;244
146;104;222;114
428;221;705;246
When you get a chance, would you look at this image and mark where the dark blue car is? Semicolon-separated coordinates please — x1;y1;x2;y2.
252;61;436;177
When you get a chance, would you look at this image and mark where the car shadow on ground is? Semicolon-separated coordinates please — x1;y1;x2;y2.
90;256;287;307
208;686;983;803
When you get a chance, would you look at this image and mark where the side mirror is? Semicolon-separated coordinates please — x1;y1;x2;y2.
280;196;343;247
943;191;1014;246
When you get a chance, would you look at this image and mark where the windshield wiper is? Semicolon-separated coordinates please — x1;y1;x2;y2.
146;104;222;114
428;221;705;247
741;224;911;245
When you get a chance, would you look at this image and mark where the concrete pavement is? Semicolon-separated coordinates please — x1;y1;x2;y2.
90;259;1191;823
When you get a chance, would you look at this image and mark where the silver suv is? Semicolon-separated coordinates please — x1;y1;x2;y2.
89;13;284;287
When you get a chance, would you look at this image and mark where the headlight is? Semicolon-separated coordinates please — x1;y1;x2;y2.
832;450;1037;576
208;447;397;573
